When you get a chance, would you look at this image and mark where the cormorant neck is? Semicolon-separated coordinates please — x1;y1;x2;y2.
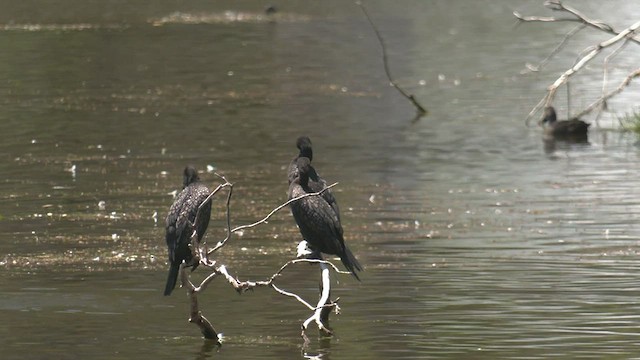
299;148;312;161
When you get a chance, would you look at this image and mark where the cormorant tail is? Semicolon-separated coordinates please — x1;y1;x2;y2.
164;262;180;296
341;246;363;281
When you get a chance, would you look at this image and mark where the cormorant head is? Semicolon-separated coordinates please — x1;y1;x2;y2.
295;157;312;185
541;106;557;125
296;136;313;161
183;166;200;188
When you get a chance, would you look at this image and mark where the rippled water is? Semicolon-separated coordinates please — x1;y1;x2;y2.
2;0;640;359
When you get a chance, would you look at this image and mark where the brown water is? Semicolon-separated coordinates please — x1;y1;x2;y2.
2;1;640;359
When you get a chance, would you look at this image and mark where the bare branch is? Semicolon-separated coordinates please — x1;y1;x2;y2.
206;179;235;254
513;11;575;23
356;0;428;116
271;283;316;310
514;2;640;46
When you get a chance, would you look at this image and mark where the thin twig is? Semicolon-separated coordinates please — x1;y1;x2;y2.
232;183;337;234
523;23;586;73
573;67;640;119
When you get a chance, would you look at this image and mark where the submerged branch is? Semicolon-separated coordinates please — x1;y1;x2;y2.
180;264;221;343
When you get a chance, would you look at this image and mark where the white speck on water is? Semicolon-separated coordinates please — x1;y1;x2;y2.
67;164;77;178
98;201;106;211
368;194;375;203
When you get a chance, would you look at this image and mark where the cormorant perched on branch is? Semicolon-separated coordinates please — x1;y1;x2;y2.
287;136;341;220
288;157;362;280
541;106;590;140
164;166;212;296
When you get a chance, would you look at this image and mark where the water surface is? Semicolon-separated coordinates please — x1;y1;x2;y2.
2;1;640;359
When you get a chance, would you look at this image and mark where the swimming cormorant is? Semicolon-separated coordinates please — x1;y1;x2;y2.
164;166;212;296
288;157;362;280
287;136;340;220
541;106;590;140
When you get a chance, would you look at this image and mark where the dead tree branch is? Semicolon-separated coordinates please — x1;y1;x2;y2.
301;262;338;337
180;253;347;339
175;177;354;341
357;1;428;116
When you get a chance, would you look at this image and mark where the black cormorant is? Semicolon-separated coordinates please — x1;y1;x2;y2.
541;106;590;140
288;157;362;280
164;166;212;296
287;136;341;220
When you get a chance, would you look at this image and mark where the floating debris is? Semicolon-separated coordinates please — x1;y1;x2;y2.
98;201;106;211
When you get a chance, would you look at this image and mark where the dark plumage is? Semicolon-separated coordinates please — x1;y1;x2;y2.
164;166;212;296
287;136;340;221
541;106;590;140
288;157;362;280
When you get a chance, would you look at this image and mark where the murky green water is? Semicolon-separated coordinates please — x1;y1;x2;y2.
2;0;640;358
